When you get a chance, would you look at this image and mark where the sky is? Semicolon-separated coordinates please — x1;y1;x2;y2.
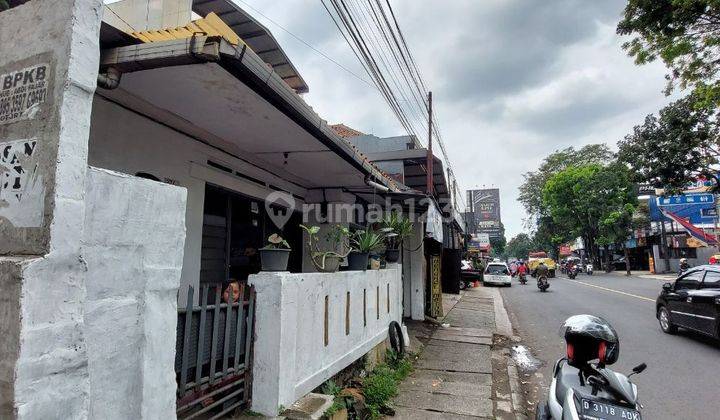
232;0;676;239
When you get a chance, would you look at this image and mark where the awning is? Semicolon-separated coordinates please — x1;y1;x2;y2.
98;35;398;193
192;0;308;94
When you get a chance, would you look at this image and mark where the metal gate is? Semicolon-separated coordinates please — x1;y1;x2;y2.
175;282;256;419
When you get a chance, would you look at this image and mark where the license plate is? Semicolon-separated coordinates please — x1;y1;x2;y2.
580;399;641;420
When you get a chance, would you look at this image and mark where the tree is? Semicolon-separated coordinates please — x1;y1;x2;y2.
617;0;720;106
542;163;638;268
519;144;615;220
618;96;720;193
505;233;535;260
489;235;507;259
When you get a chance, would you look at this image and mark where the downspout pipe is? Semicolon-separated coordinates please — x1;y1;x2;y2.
97;66;122;90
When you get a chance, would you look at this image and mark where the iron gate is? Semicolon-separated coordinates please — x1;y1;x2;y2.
175;282;256;419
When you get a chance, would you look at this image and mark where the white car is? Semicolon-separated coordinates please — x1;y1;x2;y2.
484;262;512;287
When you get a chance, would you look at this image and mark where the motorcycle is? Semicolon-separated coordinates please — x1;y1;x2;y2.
568;266;579;279
537;316;646;420
537;275;549;291
585;263;594;276
519;272;528;285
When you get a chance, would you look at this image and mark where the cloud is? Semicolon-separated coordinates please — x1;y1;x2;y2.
236;0;677;239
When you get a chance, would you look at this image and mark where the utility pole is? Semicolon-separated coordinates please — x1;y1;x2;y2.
426;91;433;195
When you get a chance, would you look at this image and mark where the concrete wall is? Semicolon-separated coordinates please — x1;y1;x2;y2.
249;264;403;415
402;222;425;320
0;1;103;418
83;166;186;419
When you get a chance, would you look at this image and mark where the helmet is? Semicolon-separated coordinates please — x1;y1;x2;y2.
680;258;688;263
559;315;619;367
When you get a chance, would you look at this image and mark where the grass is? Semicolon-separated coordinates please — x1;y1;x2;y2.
362;350;414;418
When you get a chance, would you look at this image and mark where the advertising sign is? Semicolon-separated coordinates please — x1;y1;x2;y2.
649;193;718;226
467;188;501;236
476;233;490;246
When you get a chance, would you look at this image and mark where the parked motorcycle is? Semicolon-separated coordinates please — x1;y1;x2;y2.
536;315;646;420
537;275;549;291
585;263;594;276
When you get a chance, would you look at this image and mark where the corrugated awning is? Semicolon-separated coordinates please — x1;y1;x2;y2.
192;0;309;94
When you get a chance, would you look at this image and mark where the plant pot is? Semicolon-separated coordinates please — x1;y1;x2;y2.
259;248;291;271
312;254;342;273
347;251;369;271
385;248;400;263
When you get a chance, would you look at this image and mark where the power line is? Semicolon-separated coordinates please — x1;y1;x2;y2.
233;0;377;90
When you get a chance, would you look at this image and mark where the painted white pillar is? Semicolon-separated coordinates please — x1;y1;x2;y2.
0;1;103;418
402;222;425;320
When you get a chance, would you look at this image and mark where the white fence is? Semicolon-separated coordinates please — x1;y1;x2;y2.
248;264;403;415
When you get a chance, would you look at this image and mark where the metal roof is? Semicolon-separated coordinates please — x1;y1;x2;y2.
192;0;309;94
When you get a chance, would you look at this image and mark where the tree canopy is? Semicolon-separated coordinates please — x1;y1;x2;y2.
505;233;535;260
618;0;720;106
618;95;720;193
542;163;638;261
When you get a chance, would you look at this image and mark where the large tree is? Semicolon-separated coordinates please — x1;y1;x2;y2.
505;233;535;260
618;96;720;193
542;163;638;267
618;0;720;106
519;144;615;219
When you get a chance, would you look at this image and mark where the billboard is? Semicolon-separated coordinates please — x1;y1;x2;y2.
467;189;502;237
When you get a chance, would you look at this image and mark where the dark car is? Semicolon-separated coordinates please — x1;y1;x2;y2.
656;265;720;339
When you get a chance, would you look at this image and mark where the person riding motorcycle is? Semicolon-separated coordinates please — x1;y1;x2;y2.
536;261;549;278
679;257;690;272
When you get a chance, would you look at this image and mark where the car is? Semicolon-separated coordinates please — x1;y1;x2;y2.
484;262;512;287
656;264;720;339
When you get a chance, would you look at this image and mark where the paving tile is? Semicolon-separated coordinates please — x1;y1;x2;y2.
393;407;486;419
394;390;493;417
399;377;491;398
430;333;493;345
410;369;493;386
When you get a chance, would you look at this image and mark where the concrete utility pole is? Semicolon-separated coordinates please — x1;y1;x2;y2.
426;91;433;195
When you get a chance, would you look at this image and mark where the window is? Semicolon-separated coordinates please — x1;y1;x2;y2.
486;265;509;275
675;270;703;290
702;271;720;288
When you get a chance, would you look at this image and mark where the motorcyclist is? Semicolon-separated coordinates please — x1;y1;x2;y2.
679;257;690;273
536;261;549;278
517;261;528;280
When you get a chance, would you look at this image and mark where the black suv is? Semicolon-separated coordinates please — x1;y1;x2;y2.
656;265;720;339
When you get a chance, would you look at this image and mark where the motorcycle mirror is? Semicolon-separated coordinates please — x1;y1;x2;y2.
631;363;647;375
662;283;672;292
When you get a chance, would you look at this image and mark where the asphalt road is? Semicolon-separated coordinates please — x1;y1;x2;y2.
499;272;720;420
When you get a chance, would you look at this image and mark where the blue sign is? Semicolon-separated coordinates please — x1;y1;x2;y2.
650;193;717;224
657;193;714;206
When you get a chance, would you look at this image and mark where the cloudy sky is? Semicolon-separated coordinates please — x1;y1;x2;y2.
235;0;675;239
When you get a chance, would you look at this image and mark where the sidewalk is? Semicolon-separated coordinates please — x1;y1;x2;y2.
604;270;675;281
393;287;523;419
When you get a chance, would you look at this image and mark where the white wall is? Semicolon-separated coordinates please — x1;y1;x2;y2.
249;265;403;415
83;166;186;419
402;223;425;320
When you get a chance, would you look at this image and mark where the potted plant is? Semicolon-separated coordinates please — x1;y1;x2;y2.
348;228;384;270
300;224;350;273
380;212;413;263
259;233;291;271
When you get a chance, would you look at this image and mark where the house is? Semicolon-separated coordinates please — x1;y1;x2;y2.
0;0;446;418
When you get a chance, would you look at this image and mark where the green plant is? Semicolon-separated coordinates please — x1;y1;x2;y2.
321;380;342;397
380;212;413;250
361;351;414;418
350;228;384;253
300;224;351;271
262;233;290;249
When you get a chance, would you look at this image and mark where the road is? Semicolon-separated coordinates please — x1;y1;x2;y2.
499;272;720;420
